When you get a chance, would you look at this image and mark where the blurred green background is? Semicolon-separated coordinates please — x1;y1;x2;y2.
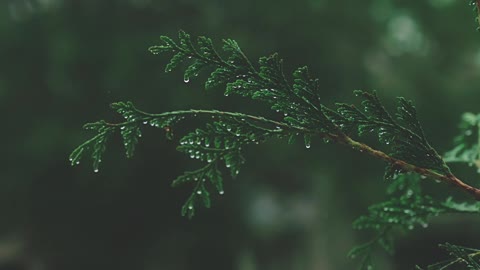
2;0;480;269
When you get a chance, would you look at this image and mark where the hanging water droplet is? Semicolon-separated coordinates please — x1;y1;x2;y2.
194;177;198;181
465;130;473;136
219;190;225;195
196;190;202;195
120;126;126;130
184;77;190;83
305;144;311;149
226;164;231;168
143;121;148;125
94;169;99;173
76;161;80;165
188;205;193;210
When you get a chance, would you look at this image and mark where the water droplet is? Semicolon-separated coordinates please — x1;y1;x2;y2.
194;177;198;181
120;126;125;130
465;130;473;136
305;144;311;149
143;121;148;125
94;169;99;173
188;205;193;210
76;161;80;165
184;77;190;83
226;164;231;168
219;190;225;195
196;190;202;195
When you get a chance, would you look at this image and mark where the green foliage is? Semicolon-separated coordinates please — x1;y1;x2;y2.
71;25;480;269
416;243;480;270
350;174;480;269
444;113;480;170
335;91;448;176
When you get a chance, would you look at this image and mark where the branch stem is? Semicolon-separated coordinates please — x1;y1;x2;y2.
104;107;480;201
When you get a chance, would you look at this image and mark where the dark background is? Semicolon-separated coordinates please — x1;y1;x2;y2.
1;0;480;269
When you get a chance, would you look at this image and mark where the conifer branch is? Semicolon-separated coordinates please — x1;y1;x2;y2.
71;30;480;217
69;3;480;266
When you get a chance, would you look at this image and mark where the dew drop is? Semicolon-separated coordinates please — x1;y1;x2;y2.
196;190;202;195
94;169;99;173
194;177;198;181
305;144;311;149
219;190;225;195
188;205;193;210
184;77;190;83
76;161;80;165
120;126;126;130
143;121;148;125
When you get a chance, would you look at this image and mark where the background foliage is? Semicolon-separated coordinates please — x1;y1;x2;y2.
2;0;480;269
